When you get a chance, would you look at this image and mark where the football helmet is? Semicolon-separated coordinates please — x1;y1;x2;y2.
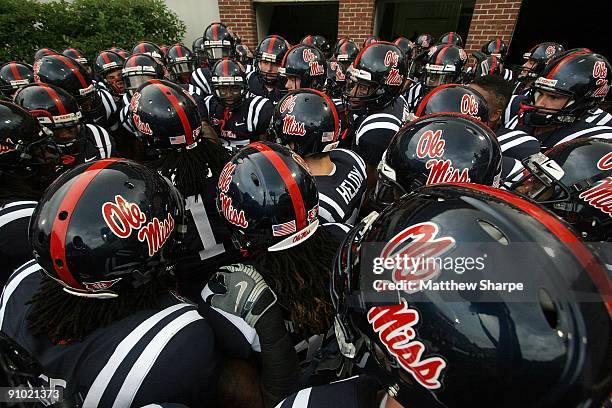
255;35;290;86
332;183;611;407
131;41;164;60
373;113;501;207
438;31;463;47
216;141;319;252
210;58;248;108
279;44;327;90
121;53;165;93
334;38;360;69
421;44;468;93
481;38;508;60
202;22;236;63
30;158;185;298
512;138;611;241
166;43;196;84
0;61;34;97
301;34;331;58
269;89;340;156
94;50;126;95
415;83;489;122
518;50;610;127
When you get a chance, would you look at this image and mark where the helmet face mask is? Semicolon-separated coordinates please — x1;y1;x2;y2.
104;69;125;95
343;75;383;113
214;84;246;108
373;159;408;208
257;60;283;85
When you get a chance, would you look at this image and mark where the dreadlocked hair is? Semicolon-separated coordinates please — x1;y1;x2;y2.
148;139;232;199
253;228;339;338
27;272;173;344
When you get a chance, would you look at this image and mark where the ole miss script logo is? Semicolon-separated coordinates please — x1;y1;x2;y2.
578;153;612;217
368;299;447;389
102;195;175;257
416;129;471;185
460;94;479;117
218;162;249;228
380;221;455;285
383;50;403;86
592;61;609;97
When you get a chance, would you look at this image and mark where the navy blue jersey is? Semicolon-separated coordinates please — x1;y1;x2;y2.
495;127;541;161
405;81;423;112
202;95;273;151
81;123;116;161
0;201;37;286
277;375;380;408
82;88;118;132
504;118;612;151
351;96;409;165
0;261;220;407
246;71;285;104
584;108;612;127
315;149;367;225
190;67;213;95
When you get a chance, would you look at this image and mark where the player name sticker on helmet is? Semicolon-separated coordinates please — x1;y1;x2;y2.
367;299;447;389
578;177;612;216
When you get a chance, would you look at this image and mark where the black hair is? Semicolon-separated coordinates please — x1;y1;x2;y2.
252;227;339;338
147;138;231;199
27;272;173;343
471;74;514;112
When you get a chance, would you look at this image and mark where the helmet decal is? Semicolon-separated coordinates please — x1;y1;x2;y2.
460;93;479;116
367;299;447;389
218;162;249;229
545;45;556;58
102;194;175;257
279;94;298;113
578;177;612;217
383;50;399;67
416;129;471;185
597;152;612;170
282;114;307;136
380;221;456;285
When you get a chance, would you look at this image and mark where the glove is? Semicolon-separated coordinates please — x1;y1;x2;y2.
203;263;277;328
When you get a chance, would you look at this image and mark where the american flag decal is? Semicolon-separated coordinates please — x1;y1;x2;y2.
272;220;297;236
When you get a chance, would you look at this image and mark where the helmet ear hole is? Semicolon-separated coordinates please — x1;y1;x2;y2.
477;219;509;245
538;288;558;329
251;173;260;187
58;210;68;221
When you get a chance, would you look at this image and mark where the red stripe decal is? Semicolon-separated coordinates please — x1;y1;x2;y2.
415;83;458;117
436;46;449;65
223;58;229;76
341;40;348;54
56;55;89;88
213;24;219;41
9;62;22;81
452;183;611;313
139;43;146;53
448;32;454;44
495;38;501;54
251;142;307;229
547;51;589;79
41;84;68;115
267;35;278;55
153;83;194;145
312;89;340;139
50;159;120;289
176;45;183;58
101;51;111;64
490;56;498;75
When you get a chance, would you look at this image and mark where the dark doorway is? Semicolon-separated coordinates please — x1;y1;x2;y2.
508;0;610;66
377;0;475;43
259;2;339;45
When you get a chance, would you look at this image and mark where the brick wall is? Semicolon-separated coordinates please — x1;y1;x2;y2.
464;0;522;55
337;0;376;47
218;0;258;50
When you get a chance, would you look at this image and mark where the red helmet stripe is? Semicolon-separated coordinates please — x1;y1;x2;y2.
139;43;146;53
223;58;230;76
415;83;459;117
9;62;22;81
101;51;111;64
452;183;611;314
40;84;68;115
495;38;501;54
307;35;313;45
267;35;278;55
50;158;121;290
213;24;219;41
250;142;307;229
153;83;194;145
547;50;590;79
341;40;348;54
311;89;340;139
435;46;450;65
490;56;498;75
448;32;454;44
55;55;89;88
176;45;183;58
